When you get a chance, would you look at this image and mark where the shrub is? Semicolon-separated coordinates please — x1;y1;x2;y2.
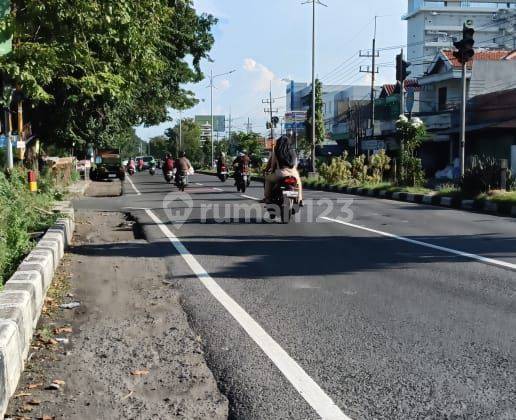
0;167;58;284
319;152;352;184
369;149;391;184
461;155;505;197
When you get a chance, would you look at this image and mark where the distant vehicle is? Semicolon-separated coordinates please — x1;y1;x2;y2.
90;150;125;181
122;159;129;167
136;156;155;170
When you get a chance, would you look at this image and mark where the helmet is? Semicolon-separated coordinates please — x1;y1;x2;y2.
179;151;186;158
238;151;245;157
165;153;171;159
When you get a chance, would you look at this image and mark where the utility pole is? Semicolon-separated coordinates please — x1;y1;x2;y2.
228;109;232;145
359;16;380;135
262;81;278;141
453;21;475;177
303;0;327;174
178;110;182;153
246;117;251;134
399;49;405;117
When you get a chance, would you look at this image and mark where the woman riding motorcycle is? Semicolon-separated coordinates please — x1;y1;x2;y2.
262;136;303;204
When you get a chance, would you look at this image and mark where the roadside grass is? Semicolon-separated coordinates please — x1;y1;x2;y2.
0;167;62;285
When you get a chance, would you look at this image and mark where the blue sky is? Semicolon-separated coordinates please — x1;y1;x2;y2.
136;0;407;140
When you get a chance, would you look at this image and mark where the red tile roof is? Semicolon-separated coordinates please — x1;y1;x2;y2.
441;50;516;69
381;80;420;96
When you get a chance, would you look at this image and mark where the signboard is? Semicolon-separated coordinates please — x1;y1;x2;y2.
362;140;385;151
284;122;305;130
0;1;12;56
195;115;225;133
284;111;307;123
16;140;25;149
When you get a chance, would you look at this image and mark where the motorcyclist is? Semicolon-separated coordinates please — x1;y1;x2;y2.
138;158;144;171
262;136;303;205
163;153;175;172
127;157;136;172
175;151;192;183
233;151;250;185
216;152;227;174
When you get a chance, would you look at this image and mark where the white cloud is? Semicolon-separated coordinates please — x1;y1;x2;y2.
219;79;231;91
242;57;282;94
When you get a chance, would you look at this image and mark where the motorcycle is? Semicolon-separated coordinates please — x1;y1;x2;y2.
235;170;249;193
175;172;188;192
164;169;174;183
127;166;135;177
266;176;300;224
218;164;228;182
149;165;156;176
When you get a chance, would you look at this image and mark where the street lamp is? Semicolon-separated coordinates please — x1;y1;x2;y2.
208;69;236;167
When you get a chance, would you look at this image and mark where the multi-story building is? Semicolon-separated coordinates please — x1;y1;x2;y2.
404;0;516;77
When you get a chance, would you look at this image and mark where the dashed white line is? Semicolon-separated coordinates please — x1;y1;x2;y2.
213;187;223;192
321;216;516;271
195;182;204;186
241;194;260;201
126;176;141;196
144;208;350;420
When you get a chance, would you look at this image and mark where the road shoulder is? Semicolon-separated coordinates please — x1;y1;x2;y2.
6;209;228;419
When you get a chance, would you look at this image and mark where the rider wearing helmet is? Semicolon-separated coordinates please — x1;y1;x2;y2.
175;151;192;182
164;153;175;172
233;150;250;173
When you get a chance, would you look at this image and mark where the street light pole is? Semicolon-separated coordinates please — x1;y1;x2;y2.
303;0;327;174
179;110;182;152
208;69;236;167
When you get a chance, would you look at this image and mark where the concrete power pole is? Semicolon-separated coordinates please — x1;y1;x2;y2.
360;16;380;136
262;82;278;142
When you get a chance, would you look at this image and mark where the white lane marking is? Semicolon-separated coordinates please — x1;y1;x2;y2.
213;187;224;192
126;176;141;196
321;216;516;272
196;183;204;186
241;194;260;201
144;209;350;420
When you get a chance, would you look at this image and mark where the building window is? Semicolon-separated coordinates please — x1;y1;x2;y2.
438;87;447;111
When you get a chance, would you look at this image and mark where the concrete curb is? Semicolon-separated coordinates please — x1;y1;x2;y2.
0;202;75;416
198;171;515;218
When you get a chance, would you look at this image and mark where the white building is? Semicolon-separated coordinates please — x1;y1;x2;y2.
404;0;516;77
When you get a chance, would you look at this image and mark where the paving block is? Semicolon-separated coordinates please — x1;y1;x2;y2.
18;253;54;292
5;272;44;327
392;192;401;200
357;188;364;195
440;197;453;207
36;240;61;268
406;194;415;202
41;231;65;259
0;292;33;358
484;201;498;213
367;189;375;197
512;206;516;218
422;195;433;204
47;225;69;247
461;200;475;210
56;218;73;245
379;190;387;197
0;321;23;414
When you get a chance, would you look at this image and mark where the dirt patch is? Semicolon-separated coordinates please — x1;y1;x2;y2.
85;180;122;197
6;211;228;420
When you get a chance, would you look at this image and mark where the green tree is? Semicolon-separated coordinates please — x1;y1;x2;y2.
230;131;264;156
149;136;171;159
1;1;216;152
304;78;325;154
396;116;427;186
165;118;202;165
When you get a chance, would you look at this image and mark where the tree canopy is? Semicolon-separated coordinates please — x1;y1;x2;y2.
304;78;325;152
1;0;216;151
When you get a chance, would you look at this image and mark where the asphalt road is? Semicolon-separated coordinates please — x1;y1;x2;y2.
76;172;516;420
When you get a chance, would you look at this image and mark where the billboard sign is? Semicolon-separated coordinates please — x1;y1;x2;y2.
284;111;307;123
195;115;226;133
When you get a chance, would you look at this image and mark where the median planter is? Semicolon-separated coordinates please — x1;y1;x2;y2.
0;202;75;417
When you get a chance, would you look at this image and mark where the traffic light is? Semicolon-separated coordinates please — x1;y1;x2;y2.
271;116;279;127
396;54;411;82
453;21;475;64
